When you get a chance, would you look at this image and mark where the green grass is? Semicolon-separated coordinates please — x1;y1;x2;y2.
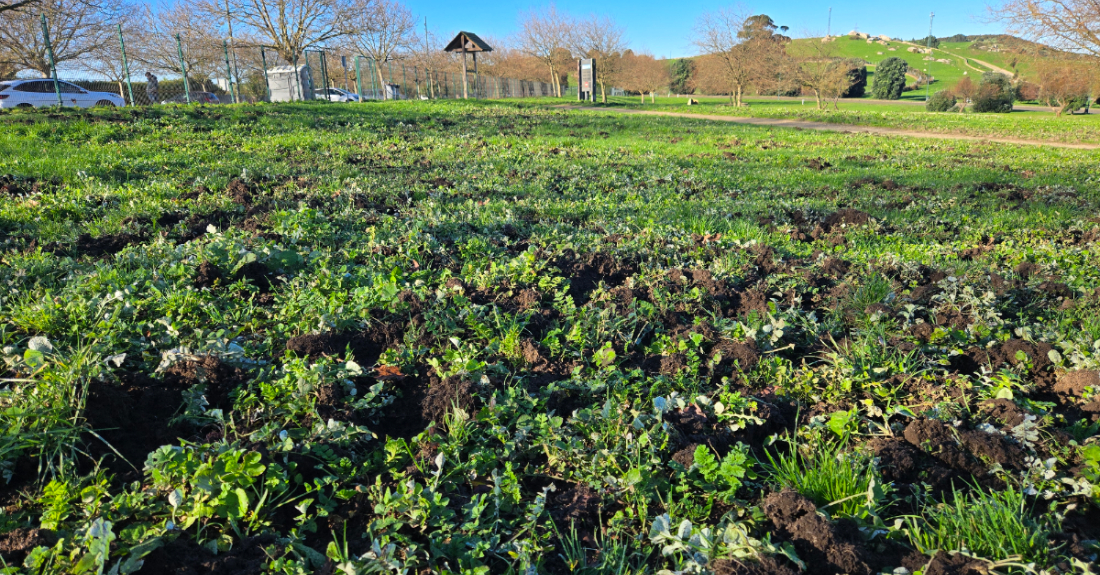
906;485;1057;565
762;435;882;518
552;95;1100;144
0;100;1098;574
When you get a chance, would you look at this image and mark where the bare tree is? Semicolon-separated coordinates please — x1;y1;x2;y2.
693;5;753;105
131;2;224;91
0;0;123;77
570;14;627;102
347;0;416;98
1038;63;1093;115
988;0;1100;59
954;75;977;110
621;52;668;103
792;38;854;109
0;0;40;13
215;0;355;64
515;4;571;97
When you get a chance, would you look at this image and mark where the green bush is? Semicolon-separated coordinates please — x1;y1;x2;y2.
872;57;907;100
842;60;867;98
972;72;1015;113
925;91;957;112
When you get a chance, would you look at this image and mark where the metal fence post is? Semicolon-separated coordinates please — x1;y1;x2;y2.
319;51;330;95
260;47;271;102
117;24;134;106
40;15;63;107
386;61;395;99
292;53;302;101
401;64;407;100
175;34;191;104
354;56;364;103
222;41;237;103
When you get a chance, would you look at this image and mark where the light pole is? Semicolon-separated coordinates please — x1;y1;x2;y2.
925;12;934;101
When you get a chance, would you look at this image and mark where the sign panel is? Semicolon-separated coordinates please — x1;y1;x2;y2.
578;59;596;101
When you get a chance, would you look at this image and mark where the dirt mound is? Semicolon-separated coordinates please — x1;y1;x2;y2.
988;339;1054;371
75;232;140;257
0;527;57;566
235;261;276;294
732;288;769;317
285;323;403;366
549;482;602;530
178;210;237;242
162;356;252;411
762;490;872;575
84;371;193;473
902;418;1027;483
420;375;475;425
194;261;223;289
225;179;255;205
922;551;988;575
822;257;851;277
712;557;798;575
140;533;278;575
1055;370;1099;400
822;209;870;231
556;251;635;304
1014;262;1041;279
0;175;54;196
710;340;759;380
870;437;955;492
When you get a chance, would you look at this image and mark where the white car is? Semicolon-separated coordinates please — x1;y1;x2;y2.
0;79;126;109
314;87;361;102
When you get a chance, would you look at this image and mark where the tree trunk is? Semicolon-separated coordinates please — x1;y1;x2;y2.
376;65;387;100
600;82;606;103
736;84;743;107
815;89;823;109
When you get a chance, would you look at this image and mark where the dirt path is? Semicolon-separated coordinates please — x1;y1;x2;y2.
557;105;1100;150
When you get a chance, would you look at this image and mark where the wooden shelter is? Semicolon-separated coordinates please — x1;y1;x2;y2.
444;31;493;99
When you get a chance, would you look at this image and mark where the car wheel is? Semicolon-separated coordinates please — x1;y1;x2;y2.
94;100;116;107
16;103;33;109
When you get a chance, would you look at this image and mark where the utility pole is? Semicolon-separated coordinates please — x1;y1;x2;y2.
424;17;432;99
827;8;832;38
926;12;934;101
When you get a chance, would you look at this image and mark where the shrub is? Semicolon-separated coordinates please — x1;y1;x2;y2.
972;72;1015;113
872;57;907;100
925;91;957;112
842;60;867;98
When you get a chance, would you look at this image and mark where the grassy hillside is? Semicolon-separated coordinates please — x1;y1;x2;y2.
792;36;990;100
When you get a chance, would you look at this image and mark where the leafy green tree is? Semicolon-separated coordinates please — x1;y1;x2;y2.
669;58;695;94
842;59;867;97
972;72;1015;113
872;57;907;100
925;90;957;112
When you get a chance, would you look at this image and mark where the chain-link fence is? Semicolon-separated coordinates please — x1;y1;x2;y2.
4;16;578;109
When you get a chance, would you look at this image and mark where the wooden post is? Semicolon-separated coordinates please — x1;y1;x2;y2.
461;47;468;99
472;52;478;99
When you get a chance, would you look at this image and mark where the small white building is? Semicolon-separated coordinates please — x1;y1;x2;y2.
267;65;315;102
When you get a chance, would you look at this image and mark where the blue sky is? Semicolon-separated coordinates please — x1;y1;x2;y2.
409;0;1004;59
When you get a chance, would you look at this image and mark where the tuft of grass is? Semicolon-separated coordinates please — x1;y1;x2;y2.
762;434;883;518
905;484;1056;565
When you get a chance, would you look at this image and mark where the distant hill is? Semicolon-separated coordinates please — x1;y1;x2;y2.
793;33;1079;96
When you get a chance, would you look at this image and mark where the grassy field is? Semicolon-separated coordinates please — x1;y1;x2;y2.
572;95;1100;144
1;100;1099;574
